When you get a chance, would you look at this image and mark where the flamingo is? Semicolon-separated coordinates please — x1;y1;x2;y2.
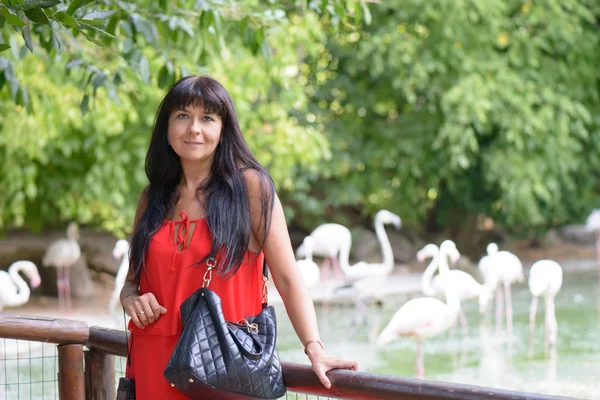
0;261;41;311
376;240;461;379
338;210;401;282
332;210;401;325
296;236;320;289
419;242;493;329
42;222;81;313
109;239;131;320
478;242;499;289
479;243;524;333
585;209;600;273
528;260;563;355
296;223;350;281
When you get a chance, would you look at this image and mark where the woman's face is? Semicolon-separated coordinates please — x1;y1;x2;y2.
167;103;223;163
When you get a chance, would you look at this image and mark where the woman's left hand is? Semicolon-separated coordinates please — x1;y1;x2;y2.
306;345;359;389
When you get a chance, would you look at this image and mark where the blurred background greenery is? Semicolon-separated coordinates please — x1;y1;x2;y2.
1;0;599;254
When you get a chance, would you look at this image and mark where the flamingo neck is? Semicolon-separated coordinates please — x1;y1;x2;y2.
420;253;438;296
438;251;461;319
374;217;394;270
7;265;31;306
119;252;129;272
305;249;313;263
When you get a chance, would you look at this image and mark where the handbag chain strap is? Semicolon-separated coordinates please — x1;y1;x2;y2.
203;254;270;308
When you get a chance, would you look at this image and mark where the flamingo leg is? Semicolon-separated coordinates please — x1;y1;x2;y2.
544;295;557;354
321;257;331;282
495;286;504;332
529;295;538;357
596;233;600;275
351;296;367;327
415;339;425;379
459;308;468;333
504;281;513;334
64;267;72;313
332;256;344;280
57;267;65;312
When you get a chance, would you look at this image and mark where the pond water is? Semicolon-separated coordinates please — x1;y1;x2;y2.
1;270;598;399
276;270;600;399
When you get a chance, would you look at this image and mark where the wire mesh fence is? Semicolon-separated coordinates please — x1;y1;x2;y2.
0;338;59;400
2;336;341;400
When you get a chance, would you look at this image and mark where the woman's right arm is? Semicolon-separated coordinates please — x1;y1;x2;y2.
120;188;167;328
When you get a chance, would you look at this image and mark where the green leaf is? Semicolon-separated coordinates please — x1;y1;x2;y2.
0;43;9;52
66;0;94;16
106;14;118;36
24;6;49;24
53;10;78;27
360;1;371;25
80;93;89;114
81;31;104;47
0;6;26;27
51;24;63;50
139;55;150;83
81;10;115;21
157;64;171;89
21;22;33;52
79;22;116;40
4;0;61;11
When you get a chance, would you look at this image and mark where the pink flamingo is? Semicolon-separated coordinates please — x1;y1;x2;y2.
376;240;460;378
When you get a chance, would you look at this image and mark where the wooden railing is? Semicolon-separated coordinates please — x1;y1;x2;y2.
0;313;574;400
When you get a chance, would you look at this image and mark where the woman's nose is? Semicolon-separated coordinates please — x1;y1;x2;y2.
189;118;202;134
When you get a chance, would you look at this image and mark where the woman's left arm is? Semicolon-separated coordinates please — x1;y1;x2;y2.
244;171;358;389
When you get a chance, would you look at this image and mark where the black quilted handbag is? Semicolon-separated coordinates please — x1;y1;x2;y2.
164;255;286;399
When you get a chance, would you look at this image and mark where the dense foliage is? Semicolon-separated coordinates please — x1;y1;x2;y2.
296;0;600;239
1;0;598;241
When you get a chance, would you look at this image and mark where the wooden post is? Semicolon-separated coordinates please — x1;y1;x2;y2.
85;349;115;400
58;344;85;400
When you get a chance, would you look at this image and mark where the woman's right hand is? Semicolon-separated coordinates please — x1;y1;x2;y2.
123;292;167;329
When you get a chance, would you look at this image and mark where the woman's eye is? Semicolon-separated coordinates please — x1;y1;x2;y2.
176;113;188;119
202;116;214;122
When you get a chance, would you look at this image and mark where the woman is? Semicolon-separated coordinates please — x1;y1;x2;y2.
120;75;358;399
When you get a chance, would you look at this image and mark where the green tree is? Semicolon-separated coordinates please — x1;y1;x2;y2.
296;0;600;245
0;0;369;234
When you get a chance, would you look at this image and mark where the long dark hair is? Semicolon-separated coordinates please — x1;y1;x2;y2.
130;75;274;280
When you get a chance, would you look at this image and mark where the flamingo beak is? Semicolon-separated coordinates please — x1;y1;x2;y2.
31;275;41;289
451;252;460;264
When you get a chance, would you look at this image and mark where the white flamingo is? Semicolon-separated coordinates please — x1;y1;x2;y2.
478;242;499;290
339;210;401;282
0;261;41;311
332;210;401;325
109;239;131;319
528;259;563;354
296;236;320;289
480;243;524;333
42;222;81;312
376;240;461;379
296;223;351;280
419;242;493;329
585;209;600;272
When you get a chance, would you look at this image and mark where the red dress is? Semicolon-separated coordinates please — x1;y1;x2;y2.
126;211;264;399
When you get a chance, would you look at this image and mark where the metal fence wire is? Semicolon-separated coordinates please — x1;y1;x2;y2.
1;338;59;400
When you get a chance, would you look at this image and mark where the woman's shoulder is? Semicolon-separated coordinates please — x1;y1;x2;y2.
239;168;273;196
